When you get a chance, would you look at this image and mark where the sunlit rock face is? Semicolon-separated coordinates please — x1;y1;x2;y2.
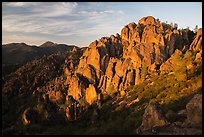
85;84;98;105
189;28;202;51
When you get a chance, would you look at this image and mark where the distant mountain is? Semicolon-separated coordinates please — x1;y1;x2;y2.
40;41;56;47
2;42;79;77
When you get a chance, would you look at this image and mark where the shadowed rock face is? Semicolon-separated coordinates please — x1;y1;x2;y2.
138;94;202;135
186;94;202;126
2;42;78;65
137;104;169;133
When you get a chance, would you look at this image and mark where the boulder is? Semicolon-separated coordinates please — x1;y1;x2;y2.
186;94;202;126
22;107;38;125
137;104;169;132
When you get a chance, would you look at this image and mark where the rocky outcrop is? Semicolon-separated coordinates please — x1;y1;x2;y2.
186;94;202;127
67;74;88;101
118;16;186;90
139;94;202;135
137;104;169;133
138;16;156;25
71;16;199;99
159;49;182;74
85;84;98;105
189;28;202;51
77;64;97;84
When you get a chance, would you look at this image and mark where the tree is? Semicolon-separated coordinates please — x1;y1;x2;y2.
194;25;198;33
170;22;174;28
173;23;178;29
186;26;190;30
156;18;160;24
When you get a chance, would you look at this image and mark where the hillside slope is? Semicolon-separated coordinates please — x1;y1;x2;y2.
2;42;78;77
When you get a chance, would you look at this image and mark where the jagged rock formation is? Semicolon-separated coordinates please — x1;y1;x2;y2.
71;16;197;100
160;28;202;77
189;28;202;51
47;17;200;115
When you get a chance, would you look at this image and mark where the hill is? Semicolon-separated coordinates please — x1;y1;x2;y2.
2;42;78;77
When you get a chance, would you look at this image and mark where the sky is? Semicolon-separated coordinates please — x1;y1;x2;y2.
2;2;202;47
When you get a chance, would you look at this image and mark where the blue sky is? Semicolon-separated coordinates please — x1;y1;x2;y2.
2;2;202;47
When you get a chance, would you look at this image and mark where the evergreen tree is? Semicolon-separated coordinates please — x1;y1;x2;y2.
194;25;198;33
174;23;178;29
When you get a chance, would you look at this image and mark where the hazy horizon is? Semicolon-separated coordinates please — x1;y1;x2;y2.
2;2;202;47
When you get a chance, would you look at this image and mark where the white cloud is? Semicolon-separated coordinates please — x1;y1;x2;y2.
4;2;37;7
2;2;125;46
2;6;123;36
4;2;78;17
30;2;78;17
2;14;82;35
78;9;124;15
